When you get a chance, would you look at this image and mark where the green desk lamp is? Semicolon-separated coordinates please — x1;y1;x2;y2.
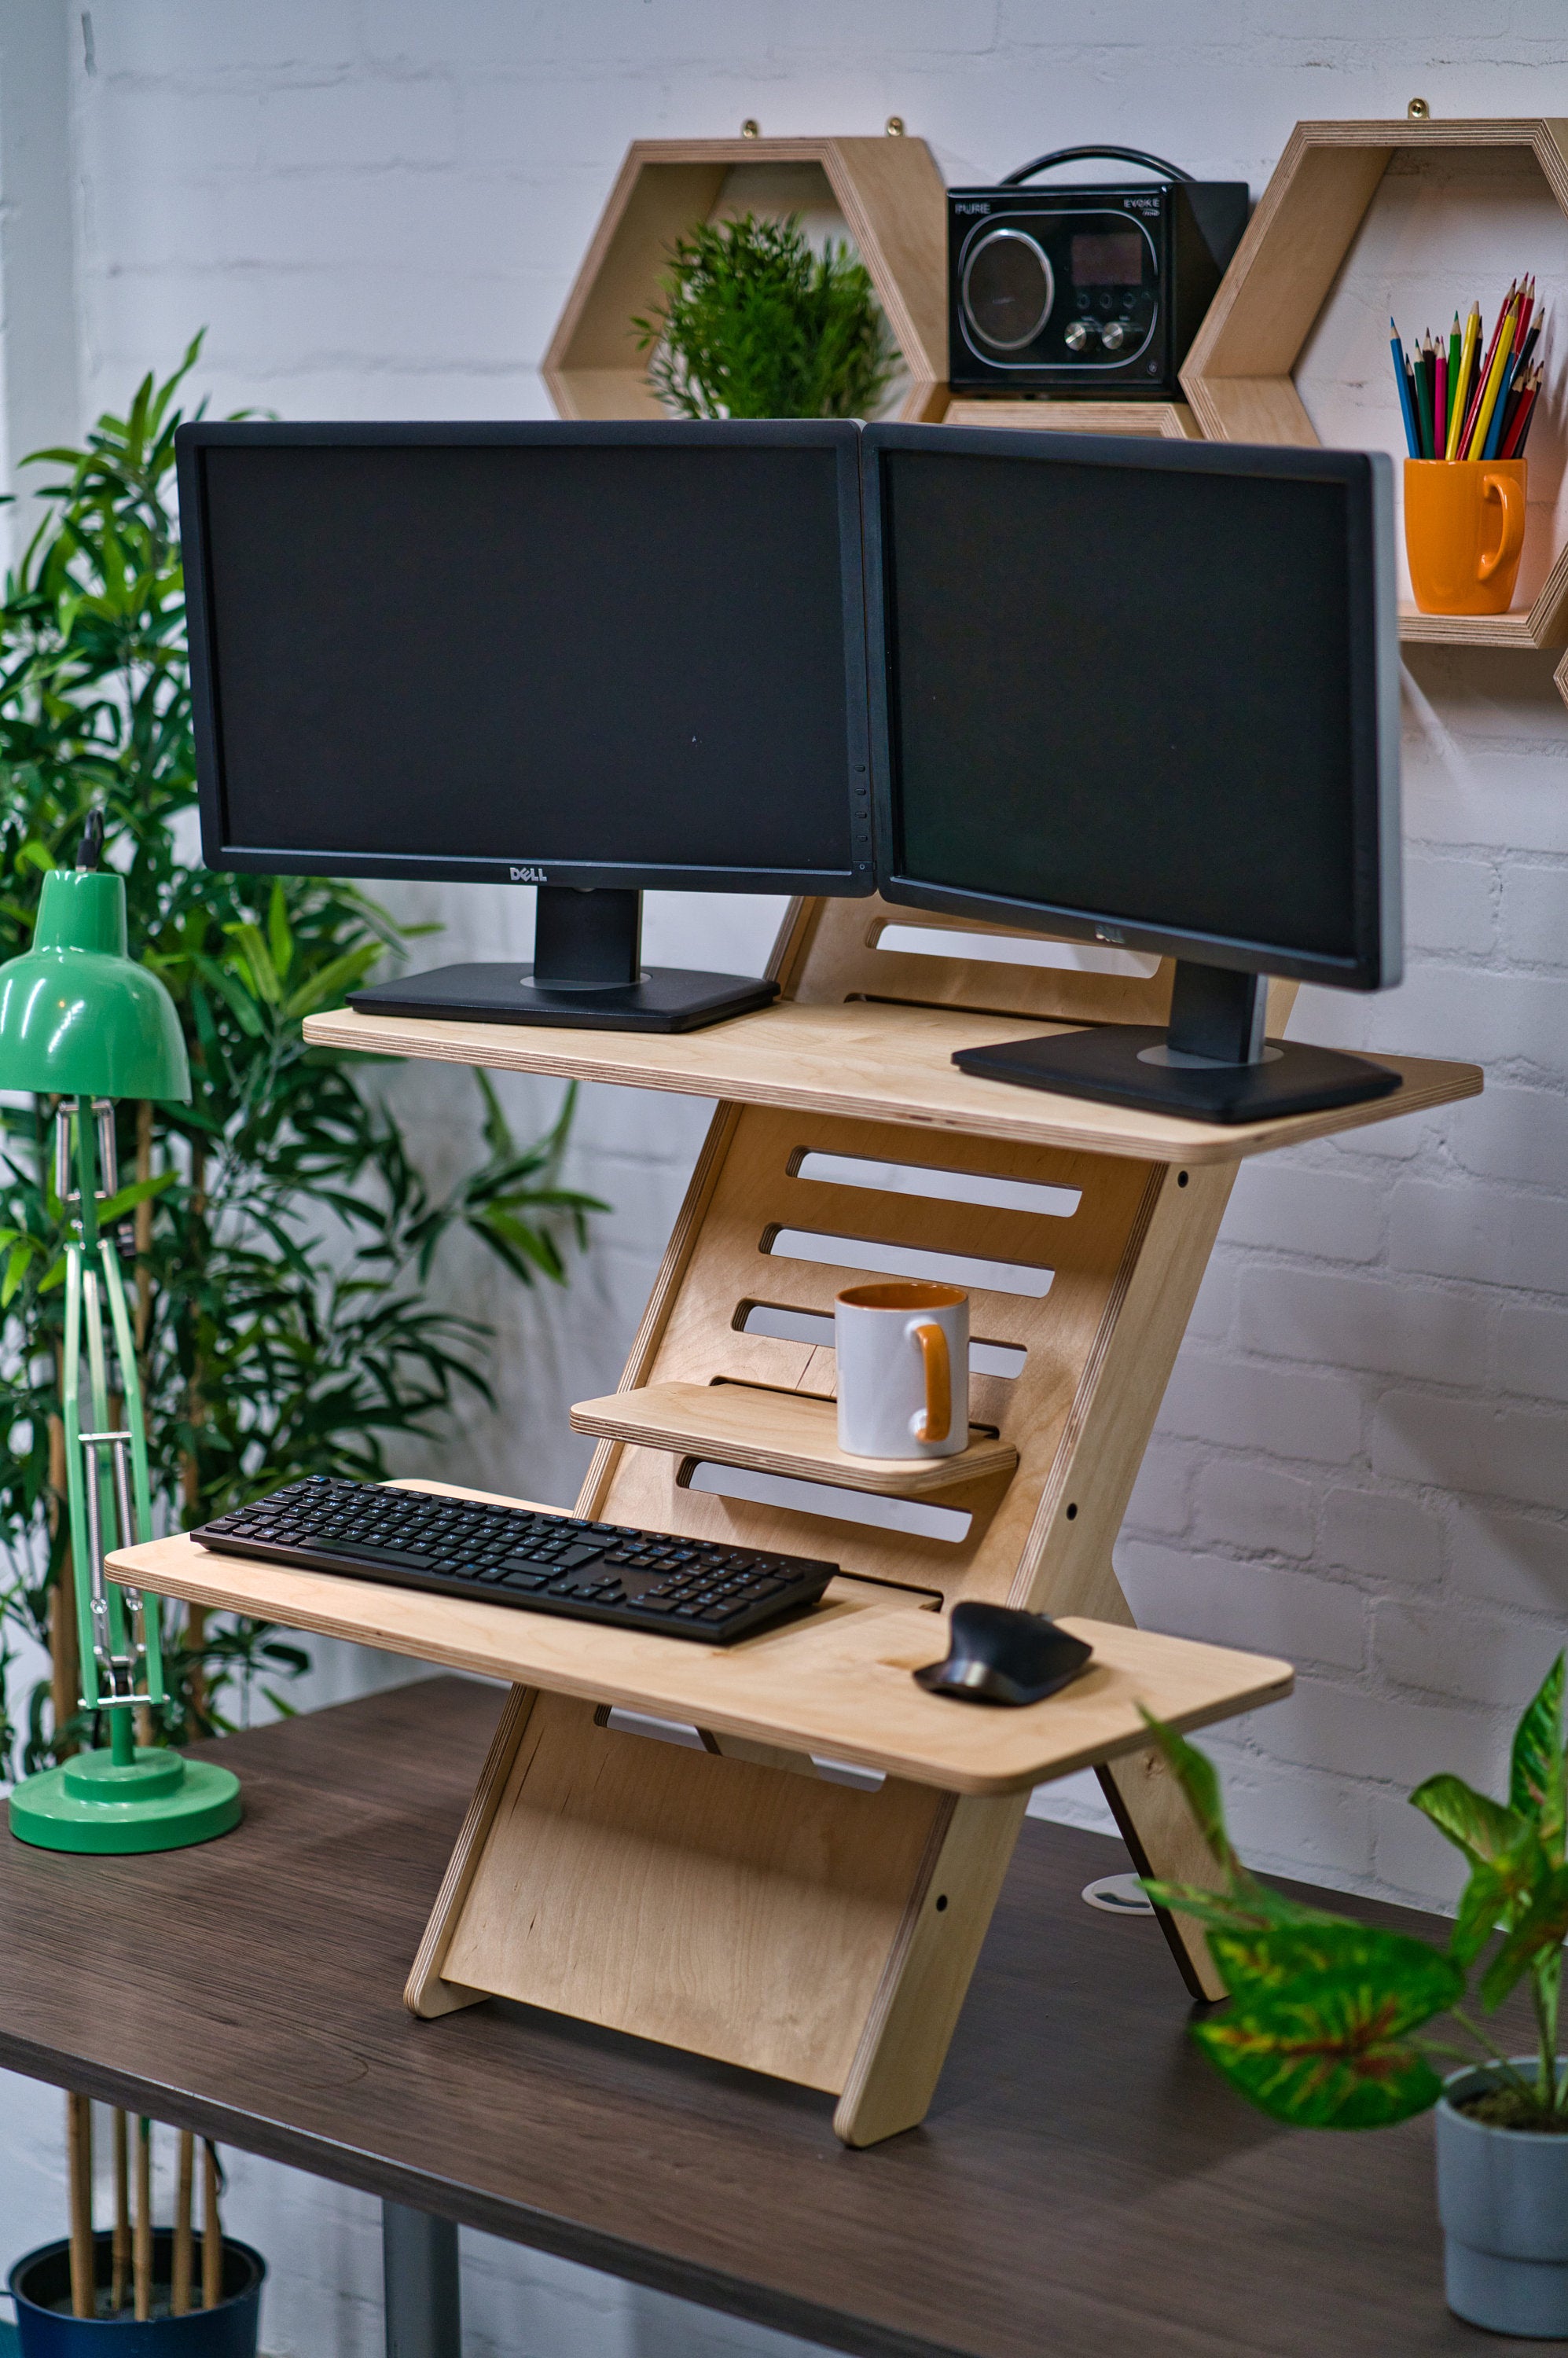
2;819;240;1852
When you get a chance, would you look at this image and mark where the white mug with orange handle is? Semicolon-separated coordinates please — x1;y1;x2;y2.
835;1280;969;1460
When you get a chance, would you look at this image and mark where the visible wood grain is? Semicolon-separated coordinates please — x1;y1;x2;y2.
301;998;1480;1166
542;136;947;423
441;1688;949;2090
112;1524;1291;1798
0;1680;1537;2358
569;1378;1019;1495
939;399;1202;439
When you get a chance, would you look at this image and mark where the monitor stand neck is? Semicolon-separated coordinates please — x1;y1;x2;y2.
950;953;1402;1124
344;883;780;1035
533;887;643;991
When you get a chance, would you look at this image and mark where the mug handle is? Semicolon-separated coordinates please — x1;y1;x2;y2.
1479;472;1526;582
911;1319;951;1445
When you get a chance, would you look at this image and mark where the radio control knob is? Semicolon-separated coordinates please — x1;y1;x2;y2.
1101;320;1129;352
1063;320;1094;353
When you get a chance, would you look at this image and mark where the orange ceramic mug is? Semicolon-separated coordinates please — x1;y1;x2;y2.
1405;457;1527;615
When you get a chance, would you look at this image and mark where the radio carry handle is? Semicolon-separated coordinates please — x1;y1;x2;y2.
1001;145;1193;186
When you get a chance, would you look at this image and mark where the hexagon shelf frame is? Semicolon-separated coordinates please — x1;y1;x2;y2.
1181;117;1568;690
542;135;949;425
939;398;1200;439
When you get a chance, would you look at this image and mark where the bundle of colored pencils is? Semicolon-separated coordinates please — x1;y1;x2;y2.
1390;280;1545;462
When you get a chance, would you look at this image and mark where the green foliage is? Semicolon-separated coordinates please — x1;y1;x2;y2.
633;212;897;421
0;337;607;1765
1142;1652;1568;2131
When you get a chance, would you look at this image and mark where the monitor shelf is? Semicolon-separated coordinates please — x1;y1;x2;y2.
109;1485;1290;1799
568;1379;1018;1496
303;996;1480;1165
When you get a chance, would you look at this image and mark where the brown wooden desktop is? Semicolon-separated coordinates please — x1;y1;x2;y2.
111;897;1479;2156
0;1676;1535;2358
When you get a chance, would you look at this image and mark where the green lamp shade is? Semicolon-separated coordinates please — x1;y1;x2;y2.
0;869;190;1101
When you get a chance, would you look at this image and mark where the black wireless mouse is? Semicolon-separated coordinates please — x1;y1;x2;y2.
915;1601;1094;1707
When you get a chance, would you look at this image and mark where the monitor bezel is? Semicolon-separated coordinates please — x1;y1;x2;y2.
861;424;1401;990
177;417;876;897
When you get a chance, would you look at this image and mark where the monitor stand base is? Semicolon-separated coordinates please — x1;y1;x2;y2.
347;886;778;1033
952;961;1401;1125
952;1026;1402;1124
347;963;779;1034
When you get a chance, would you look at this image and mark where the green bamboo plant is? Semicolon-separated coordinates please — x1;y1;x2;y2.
633;211;897;420
1142;1654;1568;2132
0;338;606;1768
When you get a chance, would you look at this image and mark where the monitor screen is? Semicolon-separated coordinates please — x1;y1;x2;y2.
179;422;872;893
865;430;1398;986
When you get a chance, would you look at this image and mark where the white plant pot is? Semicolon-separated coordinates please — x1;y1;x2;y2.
1437;2063;1568;2339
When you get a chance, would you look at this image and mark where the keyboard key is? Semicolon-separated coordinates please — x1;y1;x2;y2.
700;1601;747;1622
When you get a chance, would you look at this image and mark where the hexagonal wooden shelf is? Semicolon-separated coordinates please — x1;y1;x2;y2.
1181;117;1568;675
542;135;949;424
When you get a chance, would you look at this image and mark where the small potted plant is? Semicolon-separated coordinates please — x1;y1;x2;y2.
1143;1655;1568;2339
633;211;897;420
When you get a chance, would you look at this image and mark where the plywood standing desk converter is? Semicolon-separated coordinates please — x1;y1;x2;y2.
115;896;1480;2148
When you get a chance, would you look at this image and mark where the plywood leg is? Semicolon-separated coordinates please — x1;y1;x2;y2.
406;1684;534;2019
1096;1746;1227;2003
833;1789;1028;2147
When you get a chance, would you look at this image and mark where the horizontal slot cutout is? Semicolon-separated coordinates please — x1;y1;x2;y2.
595;1707;887;1792
790;1148;1080;1221
764;1226;1053;1300
594;1704;714;1751
736;1299;1026;1380
683;1459;974;1544
875;920;1160;980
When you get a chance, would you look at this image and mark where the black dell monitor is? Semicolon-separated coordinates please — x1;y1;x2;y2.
860;424;1403;1122
177;420;873;1032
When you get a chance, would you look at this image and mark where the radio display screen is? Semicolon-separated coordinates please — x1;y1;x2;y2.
1070;231;1144;285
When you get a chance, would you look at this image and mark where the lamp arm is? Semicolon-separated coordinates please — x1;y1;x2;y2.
99;1240;164;1706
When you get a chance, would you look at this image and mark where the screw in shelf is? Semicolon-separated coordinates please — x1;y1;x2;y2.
886;116;905;136
741;118;761;137
1408;97;1431;119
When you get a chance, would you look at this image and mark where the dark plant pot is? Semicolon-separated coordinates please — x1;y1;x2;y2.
8;2232;263;2356
1438;2064;1568;2339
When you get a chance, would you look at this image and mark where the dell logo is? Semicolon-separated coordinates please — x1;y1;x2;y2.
509;865;549;883
1095;924;1126;946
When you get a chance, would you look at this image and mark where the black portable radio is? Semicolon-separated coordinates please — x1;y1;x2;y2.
947;145;1249;399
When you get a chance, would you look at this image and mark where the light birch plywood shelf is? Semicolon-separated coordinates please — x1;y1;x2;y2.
940;397;1201;439
110;1496;1291;1800
302;997;1481;1167
567;1379;1018;1496
1180;116;1568;670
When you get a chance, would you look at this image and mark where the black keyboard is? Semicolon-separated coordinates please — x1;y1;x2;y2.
193;1475;836;1644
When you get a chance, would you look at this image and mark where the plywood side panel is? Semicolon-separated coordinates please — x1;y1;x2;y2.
441;1690;948;2090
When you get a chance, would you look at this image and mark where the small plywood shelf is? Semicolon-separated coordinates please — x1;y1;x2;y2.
1398;604;1544;648
940;397;1201;439
109;1486;1291;1798
303;998;1481;1167
569;1379;1018;1496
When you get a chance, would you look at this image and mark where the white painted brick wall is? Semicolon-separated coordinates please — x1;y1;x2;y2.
4;5;1568;2351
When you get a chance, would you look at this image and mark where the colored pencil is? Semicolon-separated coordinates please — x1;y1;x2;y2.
1459;281;1516;457
1434;340;1449;457
1467;303;1516;461
1390;316;1421;456
1482;341;1521;459
1415;332;1435;457
1501;368;1540;459
1448;303;1481;458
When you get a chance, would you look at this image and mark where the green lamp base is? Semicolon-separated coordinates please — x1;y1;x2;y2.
8;1745;241;1854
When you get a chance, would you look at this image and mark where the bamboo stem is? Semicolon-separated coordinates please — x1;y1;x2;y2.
112;2108;130;2312
133;1098;153;1355
171;2128;194;2315
66;2092;93;2319
134;2117;152;2322
201;2139;222;2309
